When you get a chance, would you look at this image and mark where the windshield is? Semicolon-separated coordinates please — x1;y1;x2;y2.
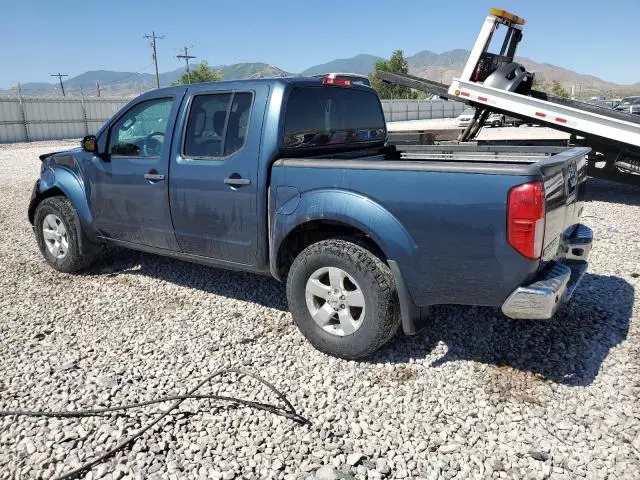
461;108;475;116
283;86;386;150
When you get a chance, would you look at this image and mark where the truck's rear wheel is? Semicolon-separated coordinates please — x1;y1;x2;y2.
286;239;400;359
34;197;98;273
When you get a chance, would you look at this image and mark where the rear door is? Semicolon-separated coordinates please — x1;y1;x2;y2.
169;84;269;264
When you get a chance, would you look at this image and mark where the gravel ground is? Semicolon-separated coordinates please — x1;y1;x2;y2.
0;140;639;480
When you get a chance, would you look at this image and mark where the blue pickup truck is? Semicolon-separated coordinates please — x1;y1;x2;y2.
29;77;593;359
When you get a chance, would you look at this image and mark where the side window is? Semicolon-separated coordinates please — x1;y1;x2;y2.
183;92;253;159
109;98;173;157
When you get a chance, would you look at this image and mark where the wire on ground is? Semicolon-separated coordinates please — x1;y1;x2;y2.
0;368;311;480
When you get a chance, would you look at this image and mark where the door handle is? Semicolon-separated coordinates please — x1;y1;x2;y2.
224;174;251;187
144;172;165;182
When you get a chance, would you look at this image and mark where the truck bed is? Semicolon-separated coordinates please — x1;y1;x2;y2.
296;144;588;176
272;146;588;308
396;144;569;164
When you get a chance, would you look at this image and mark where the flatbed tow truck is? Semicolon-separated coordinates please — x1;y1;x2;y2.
381;8;640;185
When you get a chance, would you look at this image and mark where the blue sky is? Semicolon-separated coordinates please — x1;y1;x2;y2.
1;0;638;88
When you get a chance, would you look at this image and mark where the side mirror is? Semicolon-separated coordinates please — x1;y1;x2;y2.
81;135;98;153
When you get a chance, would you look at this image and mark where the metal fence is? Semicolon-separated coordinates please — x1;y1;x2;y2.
381;99;465;122
0;97;128;143
0;97;464;143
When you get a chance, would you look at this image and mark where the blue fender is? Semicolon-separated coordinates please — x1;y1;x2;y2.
271;188;422;334
31;165;99;249
272;189;417;267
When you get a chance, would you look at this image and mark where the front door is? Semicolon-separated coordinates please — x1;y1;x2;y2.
88;94;182;250
169;85;268;264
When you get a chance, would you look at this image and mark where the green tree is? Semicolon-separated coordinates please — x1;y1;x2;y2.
532;76;570;98
173;61;222;85
550;80;569;98
532;75;548;92
370;50;419;99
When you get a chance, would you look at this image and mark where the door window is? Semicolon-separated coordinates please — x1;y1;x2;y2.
109;98;174;157
183;92;253;159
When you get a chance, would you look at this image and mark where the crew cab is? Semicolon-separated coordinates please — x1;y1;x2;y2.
28;77;593;359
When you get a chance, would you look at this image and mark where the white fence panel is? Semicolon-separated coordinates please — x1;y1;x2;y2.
380;99;464;122
0;100;23;123
0;97;129;143
0;124;25;143
85;100;127;121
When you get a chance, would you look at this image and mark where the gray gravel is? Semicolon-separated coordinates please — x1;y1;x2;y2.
1;140;639;480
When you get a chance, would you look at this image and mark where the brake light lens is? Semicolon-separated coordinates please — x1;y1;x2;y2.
322;77;352;87
507;181;545;259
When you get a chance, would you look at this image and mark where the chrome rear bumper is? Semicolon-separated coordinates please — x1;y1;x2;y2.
502;224;592;320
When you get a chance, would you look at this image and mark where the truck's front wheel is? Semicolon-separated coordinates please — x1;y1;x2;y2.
34;196;99;273
286;239;400;359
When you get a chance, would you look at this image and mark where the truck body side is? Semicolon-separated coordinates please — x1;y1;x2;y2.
29;77;593;357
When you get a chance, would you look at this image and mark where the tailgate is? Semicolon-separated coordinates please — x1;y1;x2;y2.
539;147;589;259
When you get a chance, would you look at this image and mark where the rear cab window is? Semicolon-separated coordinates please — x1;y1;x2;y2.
282;86;386;151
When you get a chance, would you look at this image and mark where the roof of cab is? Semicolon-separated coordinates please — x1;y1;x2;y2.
147;76;372;95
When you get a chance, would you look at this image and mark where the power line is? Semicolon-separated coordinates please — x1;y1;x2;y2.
176;46;197;84
50;73;68;97
143;31;164;88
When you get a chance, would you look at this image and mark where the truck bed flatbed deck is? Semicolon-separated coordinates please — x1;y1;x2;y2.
380;7;640;185
539;92;640;126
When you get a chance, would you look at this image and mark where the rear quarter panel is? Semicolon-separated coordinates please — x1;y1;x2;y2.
271;162;540;307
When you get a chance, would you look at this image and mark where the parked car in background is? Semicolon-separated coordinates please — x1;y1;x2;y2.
506;116;528;127
484;113;505;127
311;72;371;87
615;96;640;115
457;108;475;128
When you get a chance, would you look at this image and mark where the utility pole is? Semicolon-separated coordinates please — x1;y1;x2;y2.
50;73;68;97
176;46;197;84
143;31;164;88
96;81;101;97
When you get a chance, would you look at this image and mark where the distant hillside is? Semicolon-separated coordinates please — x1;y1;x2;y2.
301;54;384;76
218;63;288;79
2;62;291;97
17;82;52;92
3;51;637;98
407;49;470;68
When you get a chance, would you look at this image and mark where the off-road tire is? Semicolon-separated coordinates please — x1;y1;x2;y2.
34;196;99;273
286;238;400;359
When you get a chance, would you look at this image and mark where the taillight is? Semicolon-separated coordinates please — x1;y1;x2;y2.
507;181;545;259
322;77;352;87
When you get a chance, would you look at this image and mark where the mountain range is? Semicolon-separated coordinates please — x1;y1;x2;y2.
4;50;638;98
